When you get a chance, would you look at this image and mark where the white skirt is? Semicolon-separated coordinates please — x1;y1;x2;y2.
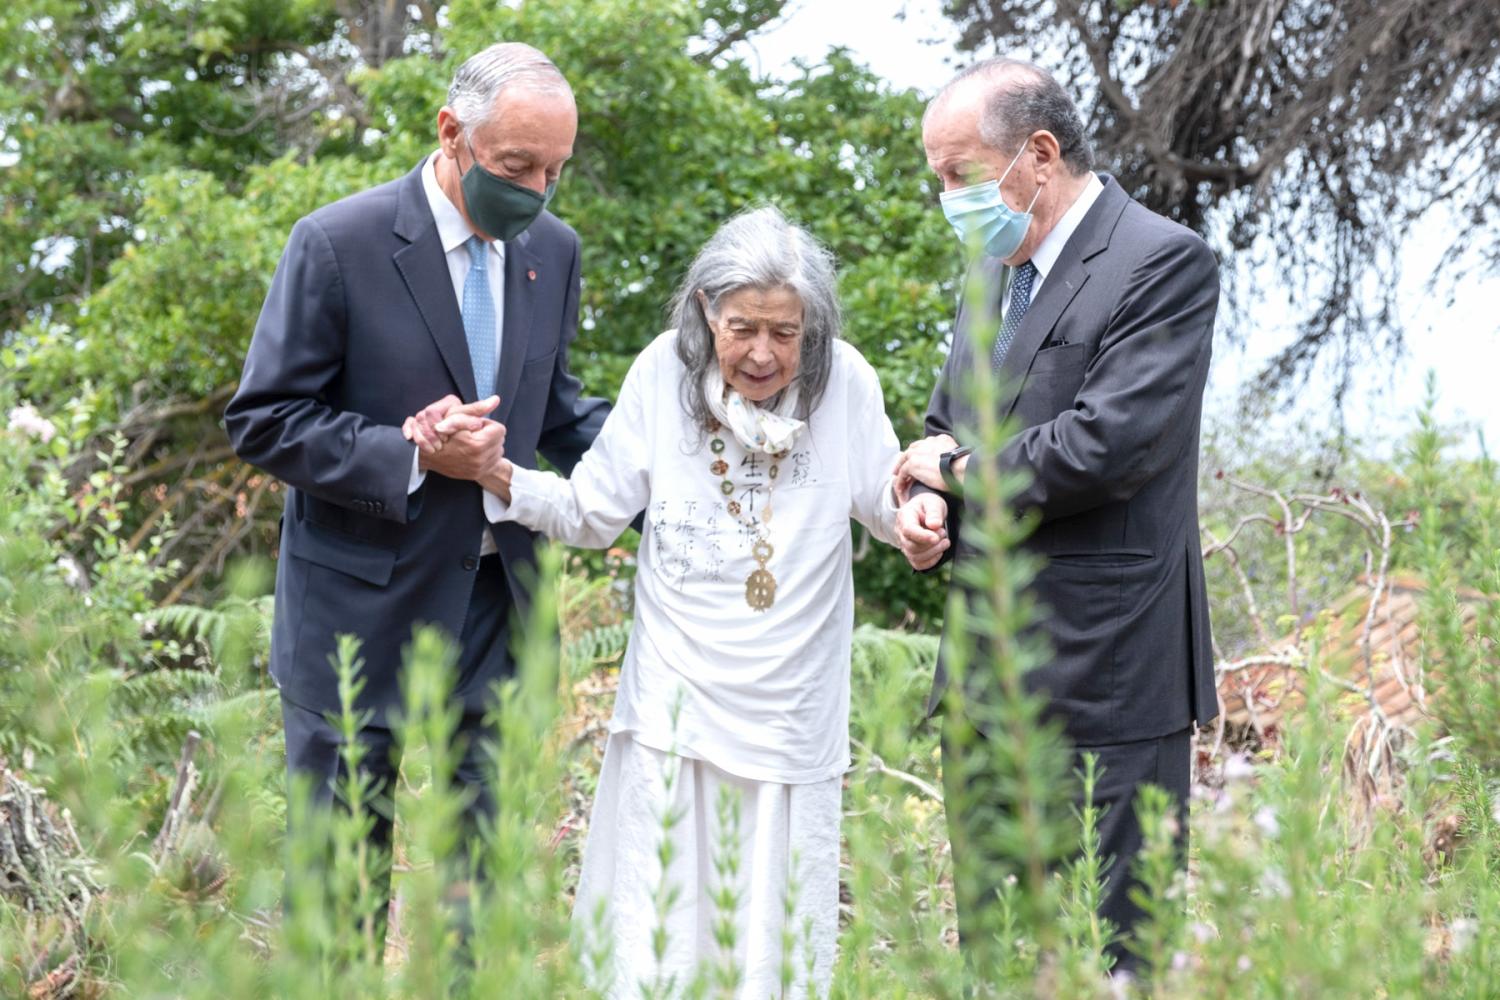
573;732;841;999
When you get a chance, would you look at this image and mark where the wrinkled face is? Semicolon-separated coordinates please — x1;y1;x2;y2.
923;84;1049;265
701;285;805;403
922;87;1019;193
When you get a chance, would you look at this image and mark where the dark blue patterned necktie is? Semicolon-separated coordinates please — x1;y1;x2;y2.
991;260;1037;370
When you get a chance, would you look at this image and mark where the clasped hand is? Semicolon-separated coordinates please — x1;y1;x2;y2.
890;433;959;572
402;394;508;485
891;433;958;504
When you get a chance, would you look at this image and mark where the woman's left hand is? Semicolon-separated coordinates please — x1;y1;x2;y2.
893;433;957;502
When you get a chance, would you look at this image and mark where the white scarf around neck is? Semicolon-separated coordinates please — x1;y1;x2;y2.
703;366;806;454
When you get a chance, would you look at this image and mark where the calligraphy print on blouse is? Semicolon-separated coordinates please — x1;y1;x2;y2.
649;441;820;592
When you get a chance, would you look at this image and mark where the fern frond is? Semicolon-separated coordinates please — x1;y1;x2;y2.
564;621;632;670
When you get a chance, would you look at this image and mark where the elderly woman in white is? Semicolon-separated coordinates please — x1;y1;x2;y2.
454;207;900;995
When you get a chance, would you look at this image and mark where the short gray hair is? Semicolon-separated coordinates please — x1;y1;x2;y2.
447;43;572;132
670;206;841;429
934;58;1094;175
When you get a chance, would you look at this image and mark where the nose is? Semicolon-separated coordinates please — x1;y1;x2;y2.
747;332;775;366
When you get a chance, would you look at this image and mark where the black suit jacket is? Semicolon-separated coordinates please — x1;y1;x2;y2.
925;175;1219;746
225;159;608;716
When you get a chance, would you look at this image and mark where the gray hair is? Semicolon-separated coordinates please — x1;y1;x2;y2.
447;43;572;132
932;58;1094;175
670;206;841;429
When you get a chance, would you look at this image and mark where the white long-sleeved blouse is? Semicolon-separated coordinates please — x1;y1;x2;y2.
493;330;901;783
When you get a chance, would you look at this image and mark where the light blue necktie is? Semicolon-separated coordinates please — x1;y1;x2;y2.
462;235;497;400
992;260;1037;370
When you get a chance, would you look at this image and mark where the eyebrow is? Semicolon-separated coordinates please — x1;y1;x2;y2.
727;317;802;328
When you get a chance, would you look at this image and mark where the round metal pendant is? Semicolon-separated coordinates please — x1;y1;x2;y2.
746;568;777;610
751;539;775;563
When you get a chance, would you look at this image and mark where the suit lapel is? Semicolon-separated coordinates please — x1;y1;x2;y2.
955;256;1005;350
392;163;478;402
996;176;1128;423
996;256;1090;422
494;234;541;424
948;257;1004;425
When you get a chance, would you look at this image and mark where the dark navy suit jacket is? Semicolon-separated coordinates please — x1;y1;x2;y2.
225;159;608;717
925;175;1220;746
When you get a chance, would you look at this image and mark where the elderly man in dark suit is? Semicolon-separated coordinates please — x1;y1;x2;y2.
893;58;1219;971
225;42;608;935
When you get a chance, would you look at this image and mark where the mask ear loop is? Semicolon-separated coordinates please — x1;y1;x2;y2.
461;133;483;179
995;137;1044;214
996;139;1030;185
1023;179;1043;214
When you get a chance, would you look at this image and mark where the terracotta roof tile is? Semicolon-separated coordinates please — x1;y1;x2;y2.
1217;576;1486;735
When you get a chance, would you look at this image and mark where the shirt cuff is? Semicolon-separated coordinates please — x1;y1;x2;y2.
407;446;426;494
483;488;505;523
490;465;550;527
882;476;902;513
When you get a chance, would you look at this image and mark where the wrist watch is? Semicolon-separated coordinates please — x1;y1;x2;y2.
939;445;974;496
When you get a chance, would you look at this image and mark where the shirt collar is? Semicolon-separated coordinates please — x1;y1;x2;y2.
421;151;504;262
1029;172;1103;281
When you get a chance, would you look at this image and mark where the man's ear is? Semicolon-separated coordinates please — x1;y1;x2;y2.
436;107;464;160
1030;129;1063;186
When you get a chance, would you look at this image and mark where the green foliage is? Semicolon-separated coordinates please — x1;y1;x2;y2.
2;434;1500;995
1408;375;1500;774
0;0;356;335
0;398;179;766
14;155;389;417
5;0;954;623
5;2;1500;997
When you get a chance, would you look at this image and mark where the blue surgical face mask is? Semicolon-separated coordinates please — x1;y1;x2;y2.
939;141;1042;259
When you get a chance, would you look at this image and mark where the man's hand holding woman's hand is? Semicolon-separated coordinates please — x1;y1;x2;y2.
402;394;512;498
891;432;967;570
892;433;959;504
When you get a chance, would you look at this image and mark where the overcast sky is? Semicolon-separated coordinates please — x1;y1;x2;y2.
735;0;1500;457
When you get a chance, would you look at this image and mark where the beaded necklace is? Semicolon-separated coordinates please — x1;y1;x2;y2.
707;419;787;611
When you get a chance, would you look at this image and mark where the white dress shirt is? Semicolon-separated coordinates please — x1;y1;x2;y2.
492;332;902;783
410;151;507;555
1005;171;1104;319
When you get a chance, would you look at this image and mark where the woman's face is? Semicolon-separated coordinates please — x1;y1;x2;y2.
701;285;805;403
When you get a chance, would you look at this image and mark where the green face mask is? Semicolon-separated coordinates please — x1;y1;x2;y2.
460;136;555;241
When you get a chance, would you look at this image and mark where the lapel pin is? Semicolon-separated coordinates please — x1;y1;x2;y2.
527;269;537;281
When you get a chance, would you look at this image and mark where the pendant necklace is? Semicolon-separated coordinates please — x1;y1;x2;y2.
707;419;787;611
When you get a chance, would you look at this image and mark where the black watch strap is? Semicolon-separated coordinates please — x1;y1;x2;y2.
939;445;974;495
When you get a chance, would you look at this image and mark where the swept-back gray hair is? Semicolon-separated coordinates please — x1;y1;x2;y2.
931;58;1094;175
670;206;841;430
447;42;572;132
